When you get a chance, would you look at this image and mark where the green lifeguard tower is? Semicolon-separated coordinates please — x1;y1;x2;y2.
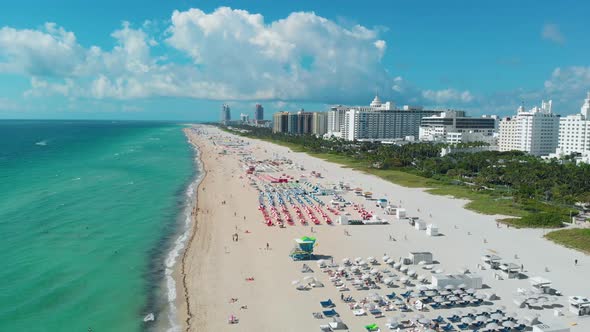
290;236;316;260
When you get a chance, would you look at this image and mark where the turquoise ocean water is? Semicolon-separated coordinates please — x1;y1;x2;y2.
0;120;196;332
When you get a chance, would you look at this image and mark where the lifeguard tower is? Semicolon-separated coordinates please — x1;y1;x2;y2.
290;236;316;260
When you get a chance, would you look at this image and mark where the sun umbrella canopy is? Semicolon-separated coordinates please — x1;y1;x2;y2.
486;322;499;329
502;321;515;328
445;284;455;290
461;317;473;324
475;315;487;322
490;313;503;320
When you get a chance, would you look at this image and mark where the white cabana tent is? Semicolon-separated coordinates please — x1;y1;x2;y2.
530;276;552;294
408;252;433;265
568;296;590;316
431;273;483;290
532;321;570;332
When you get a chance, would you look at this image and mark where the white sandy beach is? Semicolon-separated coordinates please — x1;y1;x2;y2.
178;125;589;332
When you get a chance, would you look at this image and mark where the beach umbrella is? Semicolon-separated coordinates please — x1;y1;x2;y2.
359;260;368;266
490;313;503;320
408;269;417;276
383;255;390;262
457;283;467;289
417;285;428;291
386;258;395;264
453;289;464;295
461;317;474;324
475;293;486;300
383;277;393;284
440;290;451;296
424;264;433;270
367;256;375;262
475;315;487;322
355;257;362;262
400;277;408;283
448;296;459;302
502;321;515;328
400;266;408;272
462;295;474;301
445;284;455;290
342;258;350;263
393;262;402;269
434;296;445;303
434;268;444;274
486;322;499;329
425;290;437;297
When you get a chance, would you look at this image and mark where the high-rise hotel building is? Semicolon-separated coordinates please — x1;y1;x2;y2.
556;92;590;155
498;100;560;156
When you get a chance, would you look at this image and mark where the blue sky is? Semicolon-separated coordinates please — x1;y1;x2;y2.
0;0;589;120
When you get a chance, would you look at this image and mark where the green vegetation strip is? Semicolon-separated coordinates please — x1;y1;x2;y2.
545;229;590;254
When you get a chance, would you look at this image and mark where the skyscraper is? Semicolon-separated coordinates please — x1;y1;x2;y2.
220;104;231;124
255;104;264;122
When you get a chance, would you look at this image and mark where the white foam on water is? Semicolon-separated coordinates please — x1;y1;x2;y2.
164;146;204;332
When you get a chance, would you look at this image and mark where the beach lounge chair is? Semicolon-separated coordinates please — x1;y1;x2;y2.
353;309;366;316
457;323;468;330
385;292;396;300
328;317;348;330
319;324;333;332
369;308;383;317
365;323;380;331
320;299;335;308
442;323;454;331
322;309;338;318
433;316;444;323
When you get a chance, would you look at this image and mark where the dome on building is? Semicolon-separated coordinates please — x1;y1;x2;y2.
370;95;382;107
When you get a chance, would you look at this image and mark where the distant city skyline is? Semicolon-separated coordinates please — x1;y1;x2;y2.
0;0;589;120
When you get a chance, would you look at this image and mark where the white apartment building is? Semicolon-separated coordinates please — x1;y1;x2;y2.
498;100;560;156
327;96;395;138
343;108;440;141
419;110;498;144
555;92;590;155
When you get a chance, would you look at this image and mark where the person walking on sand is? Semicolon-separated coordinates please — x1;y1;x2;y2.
266;243;269;250
575;259;578;266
